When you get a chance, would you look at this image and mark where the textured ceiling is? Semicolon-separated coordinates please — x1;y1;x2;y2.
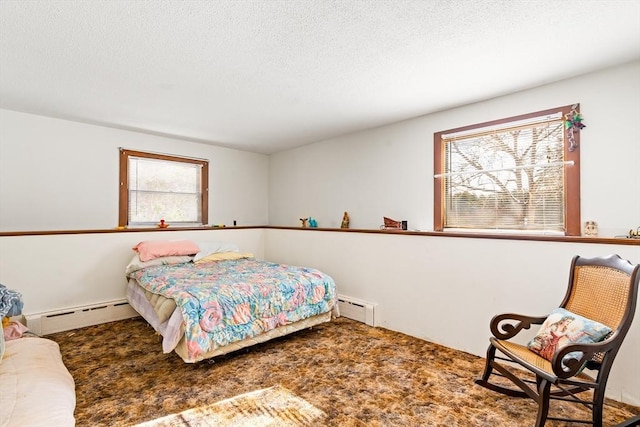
1;1;639;154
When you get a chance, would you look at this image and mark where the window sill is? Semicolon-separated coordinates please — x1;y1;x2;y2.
265;226;640;245
0;225;264;237
1;226;638;245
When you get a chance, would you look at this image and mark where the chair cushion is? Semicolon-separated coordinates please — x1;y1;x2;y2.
527;307;611;367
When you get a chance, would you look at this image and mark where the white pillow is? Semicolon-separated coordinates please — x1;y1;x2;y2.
193;241;240;262
125;253;194;275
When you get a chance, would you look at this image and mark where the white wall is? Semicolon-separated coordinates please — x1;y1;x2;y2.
268;60;640;238
0;109;269;231
265;229;640;405
0;228;264;314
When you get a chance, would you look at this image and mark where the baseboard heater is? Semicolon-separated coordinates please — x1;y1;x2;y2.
337;294;375;326
24;295;374;335
24;299;139;336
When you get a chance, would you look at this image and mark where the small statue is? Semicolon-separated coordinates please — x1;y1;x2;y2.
583;221;598;237
308;217;318;227
341;212;350;229
300;218;308;228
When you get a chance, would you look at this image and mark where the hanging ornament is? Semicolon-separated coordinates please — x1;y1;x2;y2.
564;104;586;152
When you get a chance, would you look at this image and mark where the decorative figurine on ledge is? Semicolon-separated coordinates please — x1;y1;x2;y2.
300;218;308;228
341;211;350;229
583;221;598;237
308;217;318;228
158;219;169;228
381;217;402;230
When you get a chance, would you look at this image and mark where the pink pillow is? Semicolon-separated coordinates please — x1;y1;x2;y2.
133;240;200;262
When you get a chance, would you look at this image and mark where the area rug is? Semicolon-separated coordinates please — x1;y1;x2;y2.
136;385;326;427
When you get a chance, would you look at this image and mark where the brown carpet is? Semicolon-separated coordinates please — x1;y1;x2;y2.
47;317;638;427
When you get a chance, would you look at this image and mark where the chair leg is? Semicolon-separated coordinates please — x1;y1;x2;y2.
535;377;551;427
592;386;605;427
475;344;530;398
478;343;497;382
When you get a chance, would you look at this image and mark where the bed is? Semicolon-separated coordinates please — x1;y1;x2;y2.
125;240;338;363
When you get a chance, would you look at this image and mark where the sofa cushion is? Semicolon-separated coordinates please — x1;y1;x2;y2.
0;337;76;427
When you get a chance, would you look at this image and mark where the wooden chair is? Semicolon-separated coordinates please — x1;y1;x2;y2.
475;254;640;427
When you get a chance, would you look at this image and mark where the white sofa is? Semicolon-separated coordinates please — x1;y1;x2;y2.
0;335;76;427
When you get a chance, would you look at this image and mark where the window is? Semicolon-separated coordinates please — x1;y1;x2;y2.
434;104;581;236
119;149;208;227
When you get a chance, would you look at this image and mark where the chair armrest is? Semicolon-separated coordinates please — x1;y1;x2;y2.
551;334;618;379
490;313;547;340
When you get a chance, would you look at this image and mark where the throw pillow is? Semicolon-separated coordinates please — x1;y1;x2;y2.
132;240;200;262
527;307;611;369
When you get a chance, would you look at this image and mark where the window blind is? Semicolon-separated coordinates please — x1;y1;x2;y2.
441;116;567;233
128;156;202;225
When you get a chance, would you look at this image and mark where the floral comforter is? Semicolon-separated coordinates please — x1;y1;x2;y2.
128;258;336;361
